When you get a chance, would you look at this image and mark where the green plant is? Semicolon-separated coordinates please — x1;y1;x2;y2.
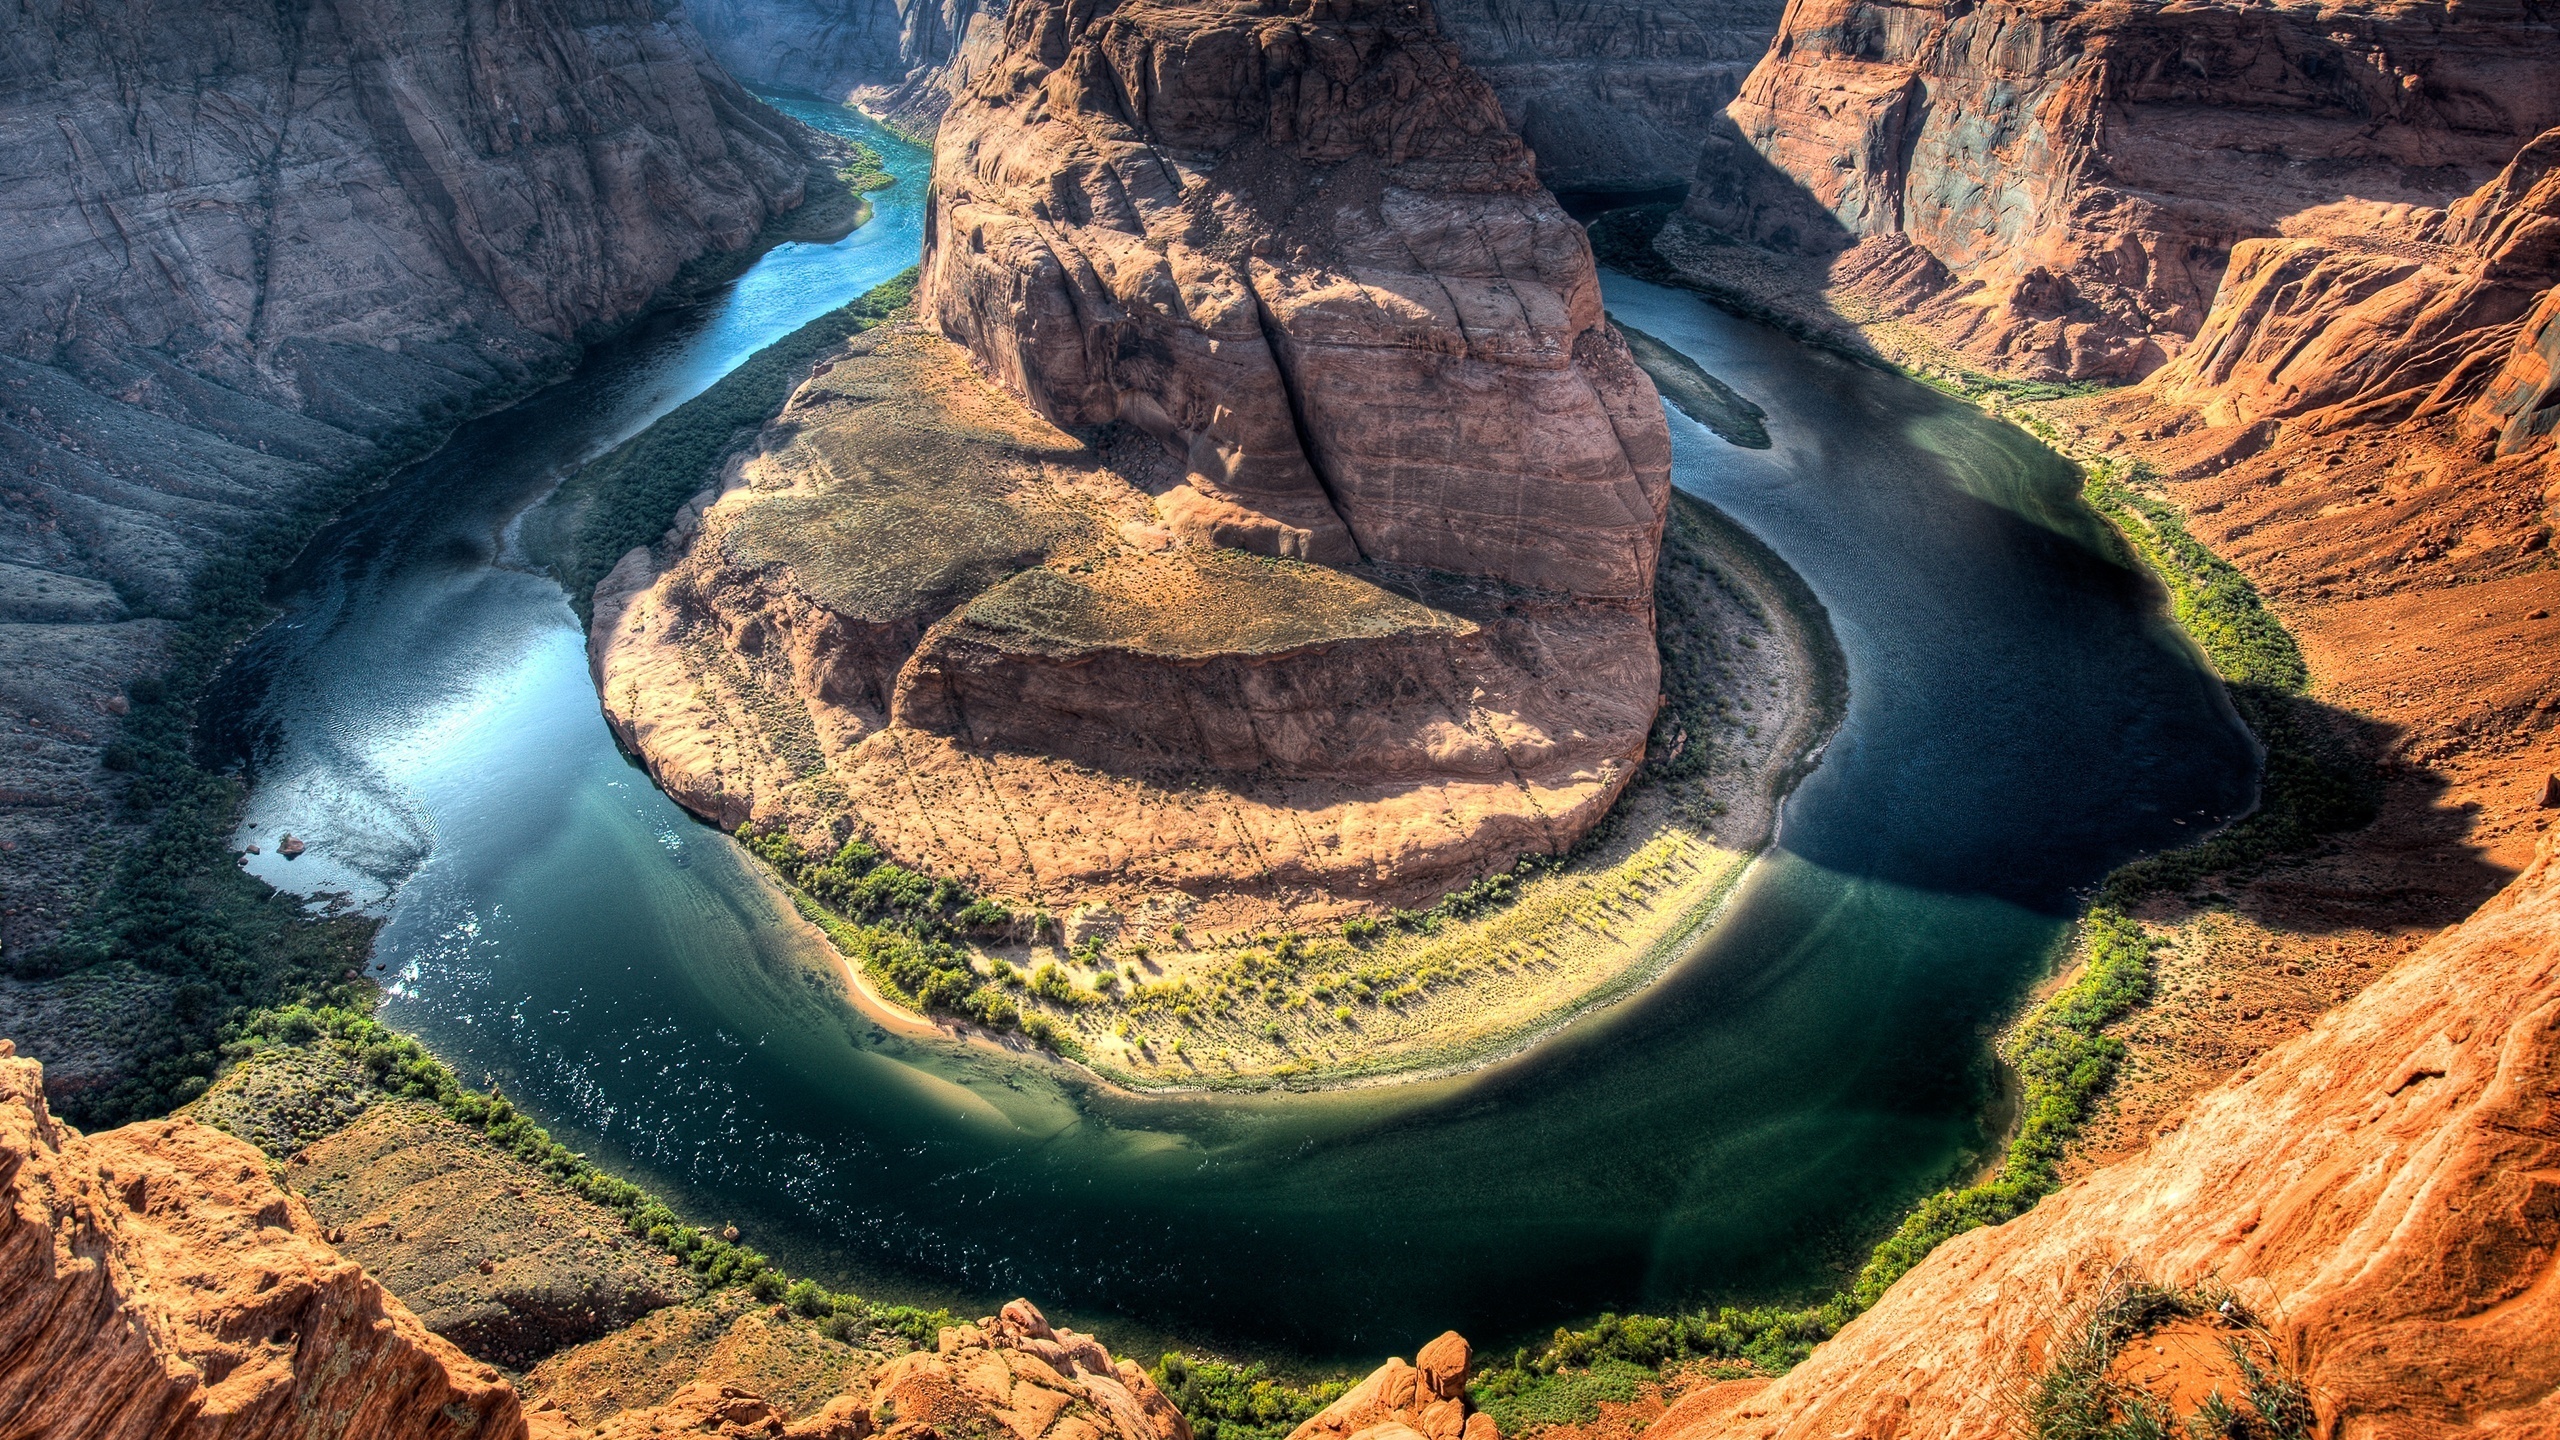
1150;1355;1347;1440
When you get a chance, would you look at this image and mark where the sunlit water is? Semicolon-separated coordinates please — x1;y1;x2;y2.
199;99;2257;1365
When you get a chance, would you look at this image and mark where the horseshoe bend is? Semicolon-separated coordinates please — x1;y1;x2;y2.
3;0;2559;1432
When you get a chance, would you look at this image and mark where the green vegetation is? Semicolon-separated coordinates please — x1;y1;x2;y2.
737;822;1081;1055
2024;1275;2312;1440
2082;462;2374;905
543;270;918;617
221;1005;960;1347
1150;1354;1351;1440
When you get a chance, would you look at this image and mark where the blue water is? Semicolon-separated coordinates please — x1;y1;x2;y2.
201;97;2257;1366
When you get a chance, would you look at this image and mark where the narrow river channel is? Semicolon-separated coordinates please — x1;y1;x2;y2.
199;95;2258;1366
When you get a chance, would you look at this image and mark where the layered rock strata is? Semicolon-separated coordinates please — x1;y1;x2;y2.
595;322;1660;917
0;1042;535;1440
0;0;814;966
1665;827;2560;1440
606;0;1673;920
1684;0;2560;380
919;0;1670;595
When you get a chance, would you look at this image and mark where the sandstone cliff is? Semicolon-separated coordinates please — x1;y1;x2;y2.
1664;824;2560;1440
0;0;815;969
686;0;1010;123
1289;1331;1496;1440
601;0;1680;927
920;0;1670;595
0;1041;535;1440
1683;0;2560;380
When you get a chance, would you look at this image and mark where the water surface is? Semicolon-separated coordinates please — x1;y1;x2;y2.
203;107;2257;1365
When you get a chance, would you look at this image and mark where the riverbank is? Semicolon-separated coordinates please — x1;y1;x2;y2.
758;491;1843;1092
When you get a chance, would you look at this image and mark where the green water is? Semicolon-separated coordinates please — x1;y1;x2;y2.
203;99;2257;1365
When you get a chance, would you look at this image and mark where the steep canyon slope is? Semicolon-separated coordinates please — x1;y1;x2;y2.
0;0;817;971
599;0;1681;928
1681;0;2560;380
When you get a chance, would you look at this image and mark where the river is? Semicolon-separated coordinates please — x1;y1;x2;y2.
199;96;2258;1366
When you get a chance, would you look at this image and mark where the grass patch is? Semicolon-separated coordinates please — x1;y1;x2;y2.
1150;1354;1351;1440
2022;1272;2313;1440
543;269;917;619
218;1004;961;1347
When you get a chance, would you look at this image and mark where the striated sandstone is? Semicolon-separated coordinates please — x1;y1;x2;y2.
0;1041;535;1440
1665;827;2560;1440
595;321;1659;918
1685;0;2560;380
920;0;1671;596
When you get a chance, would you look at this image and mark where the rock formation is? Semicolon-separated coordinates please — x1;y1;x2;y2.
1289;1332;1496;1440
0;0;816;970
601;0;1673;921
0;1041;535;1440
1683;0;2560;380
921;0;1668;593
867;1299;1190;1440
686;0;1010;123
1661;826;2560;1440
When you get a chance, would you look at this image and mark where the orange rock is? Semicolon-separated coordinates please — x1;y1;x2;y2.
865;1299;1189;1440
1291;1334;1484;1440
0;1041;533;1440
1658;830;2560;1440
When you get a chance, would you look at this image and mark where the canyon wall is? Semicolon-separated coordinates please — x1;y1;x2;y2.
1433;0;1784;193
685;0;1009;122
920;0;1670;596
0;0;812;963
1684;0;2560;380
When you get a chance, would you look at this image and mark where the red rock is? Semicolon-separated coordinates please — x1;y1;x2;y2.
0;1041;534;1440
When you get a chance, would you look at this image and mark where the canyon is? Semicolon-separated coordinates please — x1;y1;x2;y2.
6;0;2560;1431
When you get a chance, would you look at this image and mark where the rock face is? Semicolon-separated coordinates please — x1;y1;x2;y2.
1687;0;2560;380
920;0;1670;596
685;0;1009;122
1289;1332;1496;1440
1664;830;2560;1440
0;1042;534;1440
1432;0;1784;193
604;0;1673;921
595;322;1659;918
866;1299;1190;1440
0;0;812;968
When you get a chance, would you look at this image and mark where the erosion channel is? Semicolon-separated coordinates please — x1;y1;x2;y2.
197;96;2258;1366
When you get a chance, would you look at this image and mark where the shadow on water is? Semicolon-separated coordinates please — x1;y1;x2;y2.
197;104;2257;1366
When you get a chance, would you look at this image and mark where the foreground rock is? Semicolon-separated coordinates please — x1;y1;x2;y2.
1664;827;2560;1439
1290;1332;1494;1440
869;1299;1191;1440
0;1042;532;1440
1683;0;2560;380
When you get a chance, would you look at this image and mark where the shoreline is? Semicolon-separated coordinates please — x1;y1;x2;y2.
765;489;1849;1097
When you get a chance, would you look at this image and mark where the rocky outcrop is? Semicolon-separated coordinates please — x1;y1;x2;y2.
1665;827;2560;1440
920;0;1670;596
0;1042;535;1440
1290;1332;1495;1440
594;322;1659;919
867;1300;1190;1440
1685;0;2560;380
0;0;814;968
